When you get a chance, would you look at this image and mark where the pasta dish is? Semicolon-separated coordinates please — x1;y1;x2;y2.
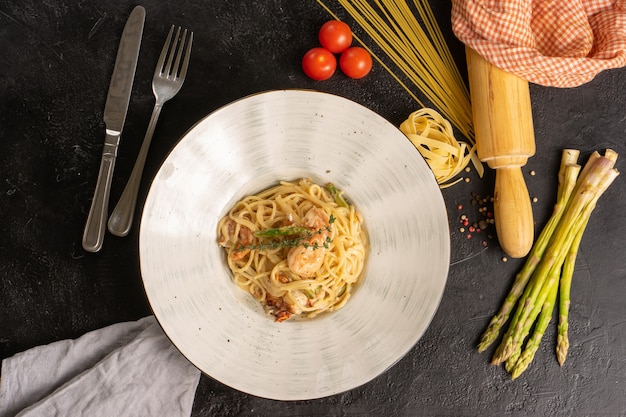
217;179;367;322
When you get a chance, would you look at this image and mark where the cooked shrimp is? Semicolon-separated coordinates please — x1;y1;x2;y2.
303;207;330;231
287;208;331;277
219;219;253;260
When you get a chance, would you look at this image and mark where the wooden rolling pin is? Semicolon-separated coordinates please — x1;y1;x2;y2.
465;47;535;258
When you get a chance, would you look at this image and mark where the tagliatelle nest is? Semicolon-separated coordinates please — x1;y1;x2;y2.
400;108;483;188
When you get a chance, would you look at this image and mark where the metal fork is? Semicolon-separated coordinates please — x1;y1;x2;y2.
108;26;193;237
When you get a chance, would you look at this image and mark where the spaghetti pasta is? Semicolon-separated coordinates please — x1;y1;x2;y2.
317;0;474;142
217;179;367;322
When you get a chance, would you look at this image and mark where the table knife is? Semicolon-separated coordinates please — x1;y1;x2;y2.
82;6;145;252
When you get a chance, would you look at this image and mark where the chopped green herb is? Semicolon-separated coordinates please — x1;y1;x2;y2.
235;221;334;253
303;286;322;299
337;284;347;297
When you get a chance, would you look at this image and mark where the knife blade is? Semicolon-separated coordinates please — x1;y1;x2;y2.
82;5;145;253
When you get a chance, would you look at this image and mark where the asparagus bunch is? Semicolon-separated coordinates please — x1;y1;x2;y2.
478;149;619;379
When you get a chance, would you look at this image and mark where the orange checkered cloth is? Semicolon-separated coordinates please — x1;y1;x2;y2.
451;0;626;87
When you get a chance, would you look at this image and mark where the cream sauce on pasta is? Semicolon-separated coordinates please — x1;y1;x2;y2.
217;179;367;322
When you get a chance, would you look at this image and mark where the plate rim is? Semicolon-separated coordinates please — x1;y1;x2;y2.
139;89;450;400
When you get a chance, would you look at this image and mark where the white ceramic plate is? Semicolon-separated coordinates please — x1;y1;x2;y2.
139;90;449;400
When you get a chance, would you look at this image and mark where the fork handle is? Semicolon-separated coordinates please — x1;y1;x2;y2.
108;103;163;237
82;130;120;252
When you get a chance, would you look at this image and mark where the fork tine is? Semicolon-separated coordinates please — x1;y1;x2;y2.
156;25;175;77
177;31;193;81
171;29;187;78
163;26;182;77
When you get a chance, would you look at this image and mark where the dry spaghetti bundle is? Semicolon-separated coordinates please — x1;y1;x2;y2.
318;0;473;142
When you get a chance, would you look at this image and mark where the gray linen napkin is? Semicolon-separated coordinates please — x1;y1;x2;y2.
0;316;201;417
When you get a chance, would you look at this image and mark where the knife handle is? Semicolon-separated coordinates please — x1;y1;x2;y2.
82;131;120;252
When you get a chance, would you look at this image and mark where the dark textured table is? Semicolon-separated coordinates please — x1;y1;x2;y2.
2;1;625;416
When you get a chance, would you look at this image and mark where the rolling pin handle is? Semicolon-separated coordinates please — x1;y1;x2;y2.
494;167;534;258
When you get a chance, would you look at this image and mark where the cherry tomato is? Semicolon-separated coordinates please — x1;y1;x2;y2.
339;47;373;79
302;47;337;81
318;20;352;54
